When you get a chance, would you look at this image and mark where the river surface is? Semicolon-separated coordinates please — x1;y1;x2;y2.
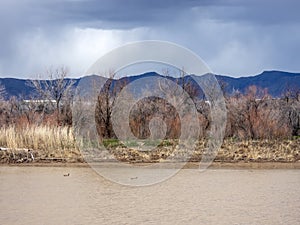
0;166;299;225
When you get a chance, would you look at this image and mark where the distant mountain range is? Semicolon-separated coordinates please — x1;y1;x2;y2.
216;71;300;97
0;70;299;100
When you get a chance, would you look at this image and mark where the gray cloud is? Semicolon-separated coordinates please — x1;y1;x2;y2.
0;0;299;78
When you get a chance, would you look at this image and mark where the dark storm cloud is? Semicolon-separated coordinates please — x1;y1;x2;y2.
4;0;299;28
0;0;299;77
201;0;300;25
35;0;299;28
0;0;218;29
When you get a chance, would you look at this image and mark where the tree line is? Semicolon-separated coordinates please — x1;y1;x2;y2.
0;67;74;127
0;67;299;140
95;72;300;140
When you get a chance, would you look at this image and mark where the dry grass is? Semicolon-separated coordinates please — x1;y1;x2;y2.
0;125;299;163
216;138;300;162
0;125;77;152
0;125;83;162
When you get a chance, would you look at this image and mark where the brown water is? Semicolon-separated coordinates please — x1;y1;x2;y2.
0;166;299;225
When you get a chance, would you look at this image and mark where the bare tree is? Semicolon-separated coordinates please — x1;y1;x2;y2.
29;66;75;125
0;82;5;101
282;87;300;136
95;70;129;139
20;95;48;125
224;85;295;139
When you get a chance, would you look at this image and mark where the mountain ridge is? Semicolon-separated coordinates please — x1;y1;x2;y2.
0;70;299;99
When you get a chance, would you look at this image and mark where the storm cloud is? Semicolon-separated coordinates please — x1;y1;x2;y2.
0;0;299;78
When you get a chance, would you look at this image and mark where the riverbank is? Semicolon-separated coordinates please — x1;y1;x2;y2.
1;161;300;169
1;138;299;165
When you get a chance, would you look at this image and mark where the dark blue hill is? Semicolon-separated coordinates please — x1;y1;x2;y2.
0;70;299;99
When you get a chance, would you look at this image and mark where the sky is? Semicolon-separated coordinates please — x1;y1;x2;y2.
0;0;300;78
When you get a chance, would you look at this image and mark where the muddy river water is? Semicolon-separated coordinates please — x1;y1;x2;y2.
0;166;299;224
